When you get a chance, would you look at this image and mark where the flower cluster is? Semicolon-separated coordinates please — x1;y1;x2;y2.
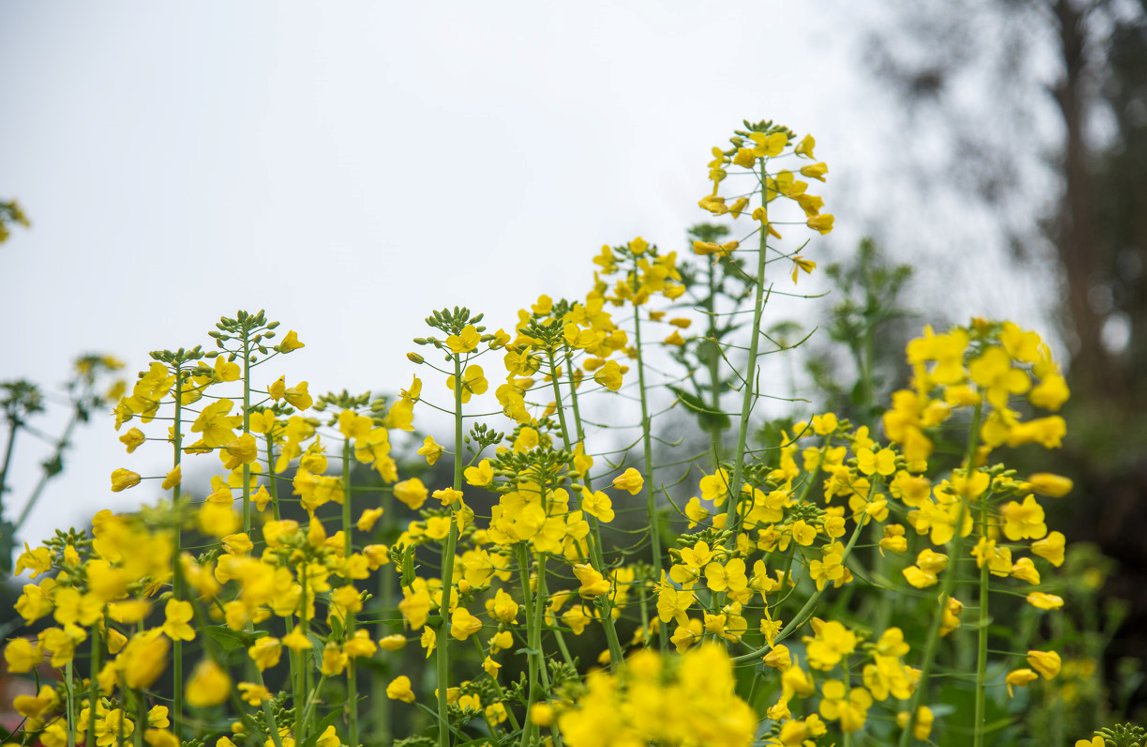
3;120;1079;747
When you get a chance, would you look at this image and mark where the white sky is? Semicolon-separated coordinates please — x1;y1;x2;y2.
0;1;1061;546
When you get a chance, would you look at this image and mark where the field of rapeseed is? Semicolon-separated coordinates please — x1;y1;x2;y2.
2;119;1135;747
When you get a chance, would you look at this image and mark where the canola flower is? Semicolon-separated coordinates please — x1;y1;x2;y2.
2;120;1081;747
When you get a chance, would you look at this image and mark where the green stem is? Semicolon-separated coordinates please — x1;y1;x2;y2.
554;348;624;666
516;544;541;747
171;369;184;739
262;700;286;747
65;660;75;747
342;439;359;747
900;404;983;747
435;353;465;747
242;332;252;531
373;487;394;745
295;570;309;741
266;434;281;521
630;280;666;652
705;255;723;468
973;499;990;746
723;162;771;541
0;420;19;530
86;629;101;747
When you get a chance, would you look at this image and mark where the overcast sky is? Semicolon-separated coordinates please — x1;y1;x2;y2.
0;1;1062;546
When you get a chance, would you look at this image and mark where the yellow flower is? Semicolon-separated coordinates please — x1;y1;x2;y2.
804;619;857;670
118;630;170;690
818;680;872;733
1031;531;1066;567
450;607;483;641
277;330;305;352
110;468;142;492
248;637;282;671
432;487;463;506
488;588;519;624
446;364;488;403
1026;649;1061;679
807;213;835;234
573;564;610;597
896;706;934;741
4;637;42;673
445;325;481;354
238;682;272;706
611;467;644;495
161;600;195;641
320;642;347;676
418;435;443;465
790;255;817;284
1026;592;1064;611
160;465;182;490
119;427;146;453
464;459;494;487
763;644;792;671
344;630;378;659
282;626;313;652
424;516;452;541
593;360;624;391
1005;667;1039;697
800;162;829;181
356;507;384;531
393;477;428;510
1025;473;1073;497
378;634;407;652
14;543;52;578
186;659;231;708
1000;494;1047;541
387;675;416;703
221;433;258;470
580;488;615;522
